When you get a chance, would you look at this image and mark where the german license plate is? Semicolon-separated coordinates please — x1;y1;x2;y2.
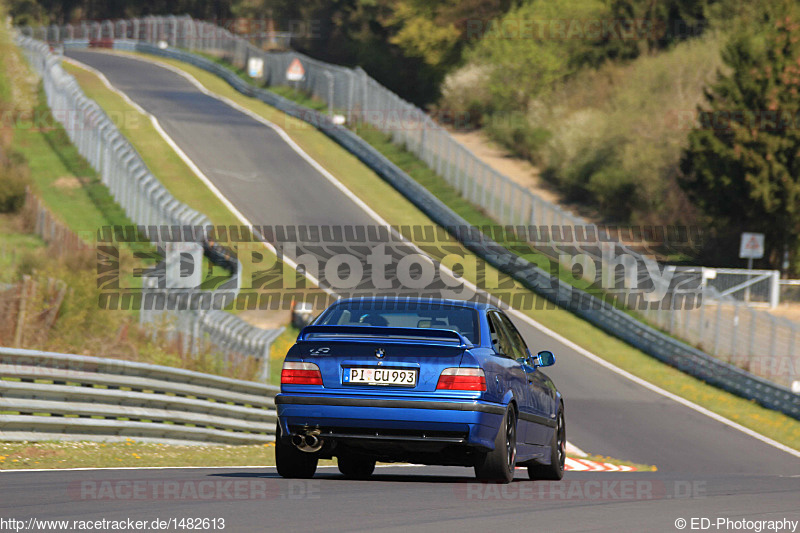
343;367;417;386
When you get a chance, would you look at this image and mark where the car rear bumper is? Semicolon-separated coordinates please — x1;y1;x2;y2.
275;394;505;450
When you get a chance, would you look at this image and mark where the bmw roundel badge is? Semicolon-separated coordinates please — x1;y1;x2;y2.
375;348;385;359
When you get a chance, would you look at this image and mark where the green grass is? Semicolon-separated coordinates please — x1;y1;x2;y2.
268;325;301;386
13;86;132;236
0;214;45;283
269;85;328;112
0;439;640;470
0;440;281;469
121;51;800;453
582;453;656;472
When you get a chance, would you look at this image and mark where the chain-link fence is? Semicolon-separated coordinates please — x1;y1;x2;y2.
15;33;284;380
19;19;800;393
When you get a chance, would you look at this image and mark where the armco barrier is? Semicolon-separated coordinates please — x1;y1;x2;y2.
133;44;800;421
0;347;277;445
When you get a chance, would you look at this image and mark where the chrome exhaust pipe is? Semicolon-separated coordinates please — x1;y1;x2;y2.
292;431;324;453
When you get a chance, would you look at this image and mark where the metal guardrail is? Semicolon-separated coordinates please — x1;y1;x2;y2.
130;43;800;420
0;347;278;445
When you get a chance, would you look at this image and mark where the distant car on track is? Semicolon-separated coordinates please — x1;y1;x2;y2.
275;297;565;483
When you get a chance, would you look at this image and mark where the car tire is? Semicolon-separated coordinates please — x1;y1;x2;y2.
474;405;517;484
337;453;376;480
275;422;318;479
528;405;565;481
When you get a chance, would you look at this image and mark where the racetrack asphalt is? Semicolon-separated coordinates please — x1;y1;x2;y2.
13;49;793;531
2;465;799;532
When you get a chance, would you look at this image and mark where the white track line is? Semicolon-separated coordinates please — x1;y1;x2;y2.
0;464;423;474
66;50;800;460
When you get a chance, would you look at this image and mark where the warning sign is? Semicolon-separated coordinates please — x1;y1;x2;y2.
739;232;765;259
286;58;305;82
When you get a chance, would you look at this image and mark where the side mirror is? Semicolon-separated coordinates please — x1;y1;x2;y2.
536;350;555;367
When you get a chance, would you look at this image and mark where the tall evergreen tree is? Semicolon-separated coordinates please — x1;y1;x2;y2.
680;3;800;272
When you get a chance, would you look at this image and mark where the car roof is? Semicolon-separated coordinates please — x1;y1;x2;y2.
330;297;493;311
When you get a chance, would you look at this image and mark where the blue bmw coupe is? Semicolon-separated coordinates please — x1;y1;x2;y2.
275;297;564;483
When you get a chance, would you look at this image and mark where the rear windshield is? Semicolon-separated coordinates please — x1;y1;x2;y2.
316;301;480;344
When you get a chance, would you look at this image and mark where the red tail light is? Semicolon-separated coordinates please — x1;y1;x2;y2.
281;362;323;385
436;368;486;391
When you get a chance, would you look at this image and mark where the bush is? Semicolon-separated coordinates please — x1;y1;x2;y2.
442;0;730;226
439;64;494;128
0;152;29;213
538;32;724;223
485;119;551;163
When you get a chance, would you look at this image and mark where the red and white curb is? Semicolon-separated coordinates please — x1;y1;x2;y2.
564;457;637;472
513;458;638;472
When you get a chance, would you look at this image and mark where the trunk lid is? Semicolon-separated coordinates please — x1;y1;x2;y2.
294;325;470;393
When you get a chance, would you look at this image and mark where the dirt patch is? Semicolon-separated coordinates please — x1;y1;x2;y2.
53;176;82;189
8;447;65;459
768;303;800;322
239;309;292;330
447;128;608;224
448;129;560;205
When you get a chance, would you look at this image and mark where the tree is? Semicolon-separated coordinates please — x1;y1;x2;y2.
679;2;800;272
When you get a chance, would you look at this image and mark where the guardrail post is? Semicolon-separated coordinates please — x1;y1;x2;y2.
747;307;757;371
258;343;271;383
697;296;706;349
712;303;722;356
770;270;780;308
768;315;777;373
730;305;739;362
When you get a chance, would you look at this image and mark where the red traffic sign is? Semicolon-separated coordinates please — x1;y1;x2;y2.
739;232;765;259
286;58;305;82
